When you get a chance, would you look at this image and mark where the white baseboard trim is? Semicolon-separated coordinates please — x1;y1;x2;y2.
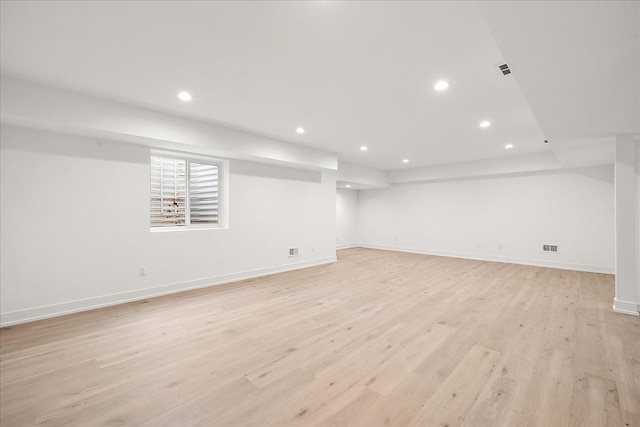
358;243;614;274
0;256;337;327
336;244;358;250
613;297;640;316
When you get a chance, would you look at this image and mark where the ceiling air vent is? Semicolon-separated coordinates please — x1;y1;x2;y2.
498;63;511;75
543;244;558;253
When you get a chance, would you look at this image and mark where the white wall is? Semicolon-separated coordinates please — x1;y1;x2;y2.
337;161;389;189
636;141;640;305
358;167;615;273
388;152;562;184
1;76;337;171
0;125;337;325
336;189;358;249
613;136;639;315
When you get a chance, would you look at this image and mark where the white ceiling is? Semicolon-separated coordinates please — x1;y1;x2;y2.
1;1;636;171
477;1;639;142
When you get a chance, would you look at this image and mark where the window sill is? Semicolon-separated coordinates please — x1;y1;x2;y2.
150;226;229;233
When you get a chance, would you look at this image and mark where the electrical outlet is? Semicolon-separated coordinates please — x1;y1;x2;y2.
139;268;146;277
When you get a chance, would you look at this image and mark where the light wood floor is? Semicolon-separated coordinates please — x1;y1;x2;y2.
1;248;639;426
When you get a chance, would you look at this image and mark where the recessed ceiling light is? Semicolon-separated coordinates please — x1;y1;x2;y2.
402;159;410;163
178;91;192;102
434;80;449;91
296;127;305;134
505;144;514;149
479;121;491;128
360;146;368;151
346;184;351;188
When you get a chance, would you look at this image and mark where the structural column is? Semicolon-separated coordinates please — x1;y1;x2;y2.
613;134;639;315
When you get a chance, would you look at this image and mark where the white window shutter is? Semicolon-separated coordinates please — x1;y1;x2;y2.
150;156;187;227
189;162;219;224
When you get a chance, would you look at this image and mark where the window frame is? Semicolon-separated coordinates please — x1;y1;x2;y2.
150;150;229;232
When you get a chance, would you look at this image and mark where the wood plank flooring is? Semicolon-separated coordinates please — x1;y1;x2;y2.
1;248;639;426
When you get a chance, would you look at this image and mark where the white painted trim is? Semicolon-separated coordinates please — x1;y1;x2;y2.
336;244;359;250
358;243;614;274
0;256;336;327
612;298;640;316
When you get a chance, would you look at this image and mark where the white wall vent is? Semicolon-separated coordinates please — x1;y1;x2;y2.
289;247;299;257
542;244;558;253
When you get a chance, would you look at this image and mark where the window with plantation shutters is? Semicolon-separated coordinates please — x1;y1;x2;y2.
150;157;187;227
189;162;219;224
150;155;222;229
